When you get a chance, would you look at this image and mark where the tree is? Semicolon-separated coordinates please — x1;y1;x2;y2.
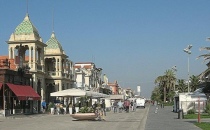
177;79;188;93
189;75;200;92
151;86;161;102
197;47;210;61
155;69;176;102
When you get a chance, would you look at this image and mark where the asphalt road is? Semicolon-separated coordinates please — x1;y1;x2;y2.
0;107;149;130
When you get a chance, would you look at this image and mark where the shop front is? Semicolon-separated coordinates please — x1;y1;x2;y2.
0;68;41;117
0;83;41;116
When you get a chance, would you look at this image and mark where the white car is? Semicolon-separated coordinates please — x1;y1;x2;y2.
136;98;145;108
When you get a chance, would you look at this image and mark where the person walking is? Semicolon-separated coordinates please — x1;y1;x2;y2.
124;99;130;113
101;99;106;116
130;100;134;111
113;101;118;113
41;100;46;113
117;100;123;113
133;100;137;111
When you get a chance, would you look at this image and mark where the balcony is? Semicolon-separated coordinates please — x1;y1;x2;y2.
47;71;56;77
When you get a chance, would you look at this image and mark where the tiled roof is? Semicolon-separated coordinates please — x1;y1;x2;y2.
46;32;63;50
0;56;16;70
14;13;40;38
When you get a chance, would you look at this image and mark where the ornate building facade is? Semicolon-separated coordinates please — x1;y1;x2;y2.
5;13;75;111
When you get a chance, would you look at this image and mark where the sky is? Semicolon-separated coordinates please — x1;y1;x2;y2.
1;0;210;99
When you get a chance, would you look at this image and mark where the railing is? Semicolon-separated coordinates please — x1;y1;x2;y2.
48;71;56;76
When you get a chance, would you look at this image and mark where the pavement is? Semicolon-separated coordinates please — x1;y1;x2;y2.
0;105;209;130
0;107;149;130
145;105;204;130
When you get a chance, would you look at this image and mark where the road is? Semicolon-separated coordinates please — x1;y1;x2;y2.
0;107;149;130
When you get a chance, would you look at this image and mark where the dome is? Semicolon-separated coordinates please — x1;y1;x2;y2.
45;32;64;54
14;13;40;38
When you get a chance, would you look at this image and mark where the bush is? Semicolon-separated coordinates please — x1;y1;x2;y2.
79;106;94;113
47;102;54;111
187;109;195;114
163;102;174;106
205;103;210;115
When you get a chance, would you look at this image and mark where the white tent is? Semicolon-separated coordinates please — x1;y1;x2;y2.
50;89;109;98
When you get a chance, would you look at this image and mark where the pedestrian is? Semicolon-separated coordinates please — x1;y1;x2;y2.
130;100;134;111
72;104;76;114
133;100;137;111
113;101;118;113
41;100;46;113
124;99;130;113
117;100;123;113
101;99;106;116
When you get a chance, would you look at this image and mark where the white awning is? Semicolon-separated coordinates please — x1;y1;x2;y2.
108;95;124;100
50;89;109;98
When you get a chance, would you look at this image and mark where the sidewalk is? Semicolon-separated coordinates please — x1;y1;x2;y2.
145;105;202;130
0;108;148;130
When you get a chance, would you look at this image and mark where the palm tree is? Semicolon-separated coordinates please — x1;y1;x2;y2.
151;86;161;102
197;47;210;61
190;75;200;92
155;69;176;102
177;79;188;93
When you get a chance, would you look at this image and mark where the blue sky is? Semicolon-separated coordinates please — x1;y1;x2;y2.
1;0;210;98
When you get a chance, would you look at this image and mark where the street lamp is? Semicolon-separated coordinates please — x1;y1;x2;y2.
172;65;177;91
183;45;192;93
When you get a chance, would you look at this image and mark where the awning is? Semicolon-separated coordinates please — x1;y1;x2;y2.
50;89;109;98
109;95;124;100
6;83;41;100
0;82;2;90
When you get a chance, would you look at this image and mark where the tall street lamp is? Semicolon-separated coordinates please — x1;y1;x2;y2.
183;45;192;93
172;65;177;91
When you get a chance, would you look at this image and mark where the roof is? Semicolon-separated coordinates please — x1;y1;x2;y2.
46;32;63;50
0;56;16;70
14;13;40;38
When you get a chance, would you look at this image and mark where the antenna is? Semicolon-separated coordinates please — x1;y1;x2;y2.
52;7;54;32
26;0;28;14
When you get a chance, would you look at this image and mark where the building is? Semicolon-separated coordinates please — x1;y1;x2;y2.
0;59;40;116
1;13;75;112
108;80;119;95
74;62;103;92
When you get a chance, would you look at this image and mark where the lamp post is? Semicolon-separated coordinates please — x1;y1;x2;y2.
183;45;192;93
172;65;177;91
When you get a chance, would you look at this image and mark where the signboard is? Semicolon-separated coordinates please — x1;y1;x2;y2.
27;97;33;100
137;86;141;92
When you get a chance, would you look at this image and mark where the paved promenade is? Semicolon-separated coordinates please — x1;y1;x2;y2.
1;105;208;130
0;107;149;130
145;105;201;130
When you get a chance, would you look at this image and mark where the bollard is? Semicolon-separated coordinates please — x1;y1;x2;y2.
178;109;183;119
155;107;158;114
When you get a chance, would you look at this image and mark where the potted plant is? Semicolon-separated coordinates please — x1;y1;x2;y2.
48;102;54;114
71;106;97;120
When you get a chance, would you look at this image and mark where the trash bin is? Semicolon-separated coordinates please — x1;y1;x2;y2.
178;109;183;119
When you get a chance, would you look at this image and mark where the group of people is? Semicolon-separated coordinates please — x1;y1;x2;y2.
112;99;136;113
41;100;66;114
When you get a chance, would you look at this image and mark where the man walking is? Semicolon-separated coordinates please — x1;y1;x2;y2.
113;101;118;113
41;100;46;113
